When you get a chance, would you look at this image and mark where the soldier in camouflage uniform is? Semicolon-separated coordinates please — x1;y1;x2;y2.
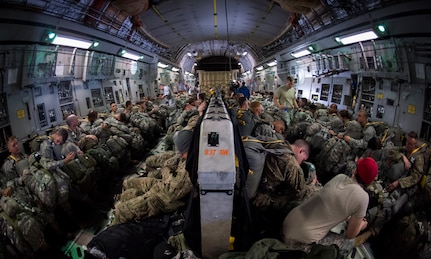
386;131;426;194
252;120;286;140
1;136;28;192
0;136;49;256
113;128;194;224
236;97;255;137
80;110;110;144
253;139;317;213
64;114;84;144
39;128;76;171
39;128;79;218
343;109;376;157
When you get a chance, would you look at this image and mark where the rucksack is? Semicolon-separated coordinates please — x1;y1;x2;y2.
86;146;120;177
395;212;430;258
105;135;129;162
0;210;46;257
241;137;284;199
382;127;406;147
365;121;389;138
315;138;351;183
24;161;70;210
62;153;98;195
29;135;50;153
86;214;171;259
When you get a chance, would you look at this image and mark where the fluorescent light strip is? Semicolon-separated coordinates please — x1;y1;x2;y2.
121;52;143;61
172;67;179;72
267;61;277;66
157;62;168;68
339;30;378;45
256;66;264;71
52;35;93;49
291;49;311;58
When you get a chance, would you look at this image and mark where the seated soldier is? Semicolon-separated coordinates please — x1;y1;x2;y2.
236;97;255;136
282;157;378;257
112;127;194;224
252;139;317;240
0;136;50;256
343;109;377;157
39;128;76;171
334;109;362;139
80;110;109;144
64;114;84;144
386;131;427;193
252;119;286;140
103;112;132;137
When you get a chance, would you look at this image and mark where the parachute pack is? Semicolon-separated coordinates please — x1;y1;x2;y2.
62;153;99;195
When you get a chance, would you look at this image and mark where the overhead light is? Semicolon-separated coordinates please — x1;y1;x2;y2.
337;30;378;45
92;41;100;48
256;66;264;71
157;62;168;68
291;49;311;58
187;52;193;57
172;67;179;72
118;49;143;60
377;25;386;33
308;45;315;51
267;60;277;67
50;34;94;49
47;32;56;40
242;51;248;56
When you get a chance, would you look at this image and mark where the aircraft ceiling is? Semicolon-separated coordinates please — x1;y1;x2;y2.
0;0;414;72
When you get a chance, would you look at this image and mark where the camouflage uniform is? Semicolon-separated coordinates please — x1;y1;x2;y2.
0;154;50;256
61;125;83;145
252;123;284;140
348;123;376;151
104;116;131;136
237;109;255;136
39;138;66;171
113;154;193;224
1;154;26;186
80;118;110;143
253;142;315;211
0;154;35;209
389;146;425;190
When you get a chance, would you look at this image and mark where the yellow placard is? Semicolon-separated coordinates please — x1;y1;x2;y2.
17;109;25;119
377;93;383;100
407;104;416;114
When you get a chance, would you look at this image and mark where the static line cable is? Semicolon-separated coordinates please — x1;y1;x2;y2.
224;0;231;72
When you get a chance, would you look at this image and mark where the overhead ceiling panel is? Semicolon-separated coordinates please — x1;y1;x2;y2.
0;0;420;73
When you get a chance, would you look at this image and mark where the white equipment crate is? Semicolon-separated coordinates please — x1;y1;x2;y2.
198;96;236;259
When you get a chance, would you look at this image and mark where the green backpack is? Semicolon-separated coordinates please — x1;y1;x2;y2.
29;135;50;153
62;153;98;195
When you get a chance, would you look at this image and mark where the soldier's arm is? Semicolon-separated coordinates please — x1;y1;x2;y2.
296;182;318;200
346;217;368;239
346;126;375;149
273;90;282;109
399;155;425;189
39;142;66;170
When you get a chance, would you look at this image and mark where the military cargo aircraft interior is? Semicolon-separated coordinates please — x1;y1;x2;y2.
0;0;431;258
